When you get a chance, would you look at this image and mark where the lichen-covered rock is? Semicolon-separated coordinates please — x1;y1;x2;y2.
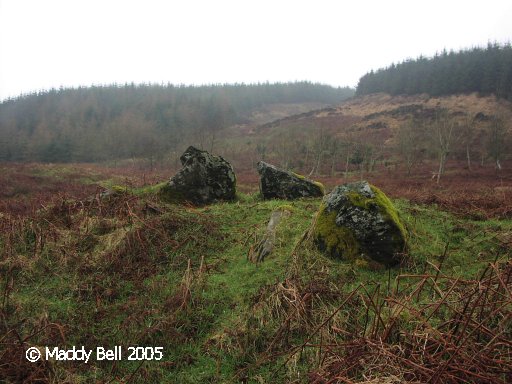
159;146;236;205
257;161;324;200
314;181;406;267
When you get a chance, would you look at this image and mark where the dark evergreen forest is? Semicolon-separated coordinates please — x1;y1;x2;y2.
356;43;512;99
0;82;353;163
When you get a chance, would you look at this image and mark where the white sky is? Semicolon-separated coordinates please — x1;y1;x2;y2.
1;0;511;100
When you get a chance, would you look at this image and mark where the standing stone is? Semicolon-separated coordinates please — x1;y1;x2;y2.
160;146;236;205
257;161;324;200
314;181;407;267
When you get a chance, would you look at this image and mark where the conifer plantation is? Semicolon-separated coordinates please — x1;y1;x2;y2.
356;43;512;99
0;82;353;163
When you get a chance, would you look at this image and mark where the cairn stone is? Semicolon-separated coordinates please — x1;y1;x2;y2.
314;181;406;267
257;161;324;200
160;146;236;205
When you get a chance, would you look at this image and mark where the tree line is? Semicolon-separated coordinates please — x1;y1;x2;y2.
356;43;512;99
0;82;354;163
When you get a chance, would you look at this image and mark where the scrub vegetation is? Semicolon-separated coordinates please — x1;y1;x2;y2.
1;179;511;383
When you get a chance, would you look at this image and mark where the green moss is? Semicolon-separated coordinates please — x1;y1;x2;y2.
291;172;325;195
345;185;407;241
314;203;360;261
370;185;408;241
313;180;326;195
346;191;367;208
133;181;167;196
112;185;129;194
235;191;258;203
158;184;185;203
291;171;306;180
277;204;294;212
354;258;369;269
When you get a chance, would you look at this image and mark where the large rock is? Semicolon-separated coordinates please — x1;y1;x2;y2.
160;146;236;205
257;161;324;200
314;181;406;267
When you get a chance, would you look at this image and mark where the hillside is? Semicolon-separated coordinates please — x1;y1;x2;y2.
231;93;512;178
1;91;512;383
0;82;354;163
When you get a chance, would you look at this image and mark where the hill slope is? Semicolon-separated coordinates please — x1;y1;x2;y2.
231;93;512;176
0;82;354;163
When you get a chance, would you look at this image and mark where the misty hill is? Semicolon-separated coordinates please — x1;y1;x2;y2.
238;93;512;176
356;43;512;99
0;82;354;163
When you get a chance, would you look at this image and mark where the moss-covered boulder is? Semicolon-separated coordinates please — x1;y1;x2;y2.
314;181;406;267
160;146;236;205
257;161;325;200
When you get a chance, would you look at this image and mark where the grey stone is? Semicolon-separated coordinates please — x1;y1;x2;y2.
160;146;236;205
257;161;324;200
314;181;406;267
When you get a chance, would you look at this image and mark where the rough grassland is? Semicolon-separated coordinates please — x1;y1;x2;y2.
1;186;511;383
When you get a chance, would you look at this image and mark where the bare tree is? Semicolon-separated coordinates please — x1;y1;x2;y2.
461;112;476;171
329;138;339;177
487;113;507;172
397;118;426;175
256;142;267;161
309;123;330;176
342;132;357;179
193;96;227;153
430;111;458;184
274;130;296;170
361;143;376;180
349;140;375;181
344;148;352;179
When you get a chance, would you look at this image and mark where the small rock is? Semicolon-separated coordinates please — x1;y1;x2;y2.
257;161;324;200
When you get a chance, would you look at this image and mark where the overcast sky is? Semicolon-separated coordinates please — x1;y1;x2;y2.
1;0;511;100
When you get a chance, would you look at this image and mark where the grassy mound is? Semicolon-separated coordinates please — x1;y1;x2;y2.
1;189;511;383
